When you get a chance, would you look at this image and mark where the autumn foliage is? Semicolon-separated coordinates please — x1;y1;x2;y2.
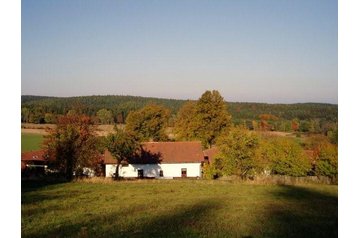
44;114;100;180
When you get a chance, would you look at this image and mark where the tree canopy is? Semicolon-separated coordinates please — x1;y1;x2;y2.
213;126;263;178
175;90;231;148
125;104;170;142
106;126;140;178
174;101;198;140
96;108;114;124
44;114;99;180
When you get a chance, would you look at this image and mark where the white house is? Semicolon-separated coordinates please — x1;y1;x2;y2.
104;141;205;178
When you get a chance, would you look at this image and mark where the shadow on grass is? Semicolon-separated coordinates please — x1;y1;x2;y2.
21;182;338;238
23;200;221;238
22;179;68;193
251;185;338;238
21;179;70;207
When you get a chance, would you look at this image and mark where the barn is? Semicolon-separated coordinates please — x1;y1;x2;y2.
104;141;205;178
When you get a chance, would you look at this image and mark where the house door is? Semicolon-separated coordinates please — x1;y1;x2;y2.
138;169;144;178
181;168;187;178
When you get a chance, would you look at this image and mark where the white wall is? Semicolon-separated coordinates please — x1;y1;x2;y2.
105;163;202;178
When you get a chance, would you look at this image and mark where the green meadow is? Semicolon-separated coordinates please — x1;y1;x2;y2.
21;133;44;152
22;180;338;238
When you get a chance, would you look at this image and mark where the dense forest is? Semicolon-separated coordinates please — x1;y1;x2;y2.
21;95;337;134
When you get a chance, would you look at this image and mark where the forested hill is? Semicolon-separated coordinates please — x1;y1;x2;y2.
21;95;338;124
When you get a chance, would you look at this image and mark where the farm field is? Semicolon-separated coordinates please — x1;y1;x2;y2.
21;180;338;238
21;133;44;152
21;123;124;137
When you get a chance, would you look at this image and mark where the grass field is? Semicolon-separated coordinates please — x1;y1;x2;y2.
21;133;44;152
21;123;124;137
21;180;337;238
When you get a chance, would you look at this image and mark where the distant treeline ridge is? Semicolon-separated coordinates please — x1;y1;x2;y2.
21;95;337;133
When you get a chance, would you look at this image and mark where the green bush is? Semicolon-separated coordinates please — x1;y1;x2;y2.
315;143;338;178
264;138;312;176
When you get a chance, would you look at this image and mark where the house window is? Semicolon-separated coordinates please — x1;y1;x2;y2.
181;168;187;178
159;170;163;177
137;169;144;178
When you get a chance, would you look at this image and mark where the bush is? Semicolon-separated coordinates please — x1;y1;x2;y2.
264;138;312;176
315;142;338;178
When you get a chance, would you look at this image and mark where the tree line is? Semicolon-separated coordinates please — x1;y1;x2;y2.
21;95;337;134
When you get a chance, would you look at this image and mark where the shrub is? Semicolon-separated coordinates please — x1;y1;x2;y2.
264;138;312;176
315;142;338;178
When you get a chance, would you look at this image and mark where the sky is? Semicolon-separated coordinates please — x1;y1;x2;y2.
21;0;337;104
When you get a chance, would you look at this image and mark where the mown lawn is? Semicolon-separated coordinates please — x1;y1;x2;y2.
21;180;338;238
21;133;44;152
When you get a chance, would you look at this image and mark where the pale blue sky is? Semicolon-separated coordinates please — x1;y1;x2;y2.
22;0;337;103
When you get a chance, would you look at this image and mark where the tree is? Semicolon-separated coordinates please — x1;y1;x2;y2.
21;107;31;123
174;90;231;148
299;120;310;132
30;107;45;124
96;108;114;124
106;126;140;179
125;104;170;141
195;90;232;147
291;119;299;132
44;114;99;181
44;113;56;124
214;126;263;178
174;101;198;140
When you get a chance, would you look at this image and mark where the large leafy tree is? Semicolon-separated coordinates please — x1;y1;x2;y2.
174;101;198;140
44;114;99;181
125;104;170;141
175;90;231;148
196;90;232;147
106;126;140;178
214;126;263;178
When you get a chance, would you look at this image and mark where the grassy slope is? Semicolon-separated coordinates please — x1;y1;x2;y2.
21;180;337;238
21;133;44;152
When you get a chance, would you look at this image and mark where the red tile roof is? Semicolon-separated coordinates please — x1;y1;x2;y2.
103;150;117;164
21;150;46;161
103;141;204;164
203;147;219;162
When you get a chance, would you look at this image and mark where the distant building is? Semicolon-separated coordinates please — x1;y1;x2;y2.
104;141;205;178
21;150;47;176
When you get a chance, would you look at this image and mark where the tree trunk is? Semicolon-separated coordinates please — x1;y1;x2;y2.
115;162;119;179
115;161;122;180
66;156;74;181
